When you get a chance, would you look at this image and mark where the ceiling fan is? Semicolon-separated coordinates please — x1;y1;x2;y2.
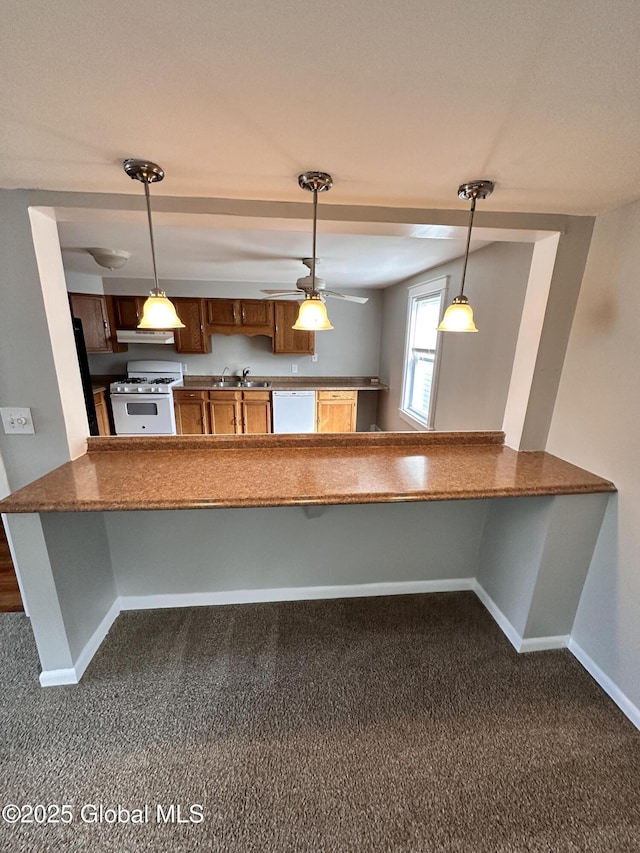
262;257;369;304
261;171;368;306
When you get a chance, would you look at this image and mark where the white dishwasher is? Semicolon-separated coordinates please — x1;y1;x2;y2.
272;390;316;433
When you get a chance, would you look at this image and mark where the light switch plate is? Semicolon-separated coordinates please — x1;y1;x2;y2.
1;407;35;434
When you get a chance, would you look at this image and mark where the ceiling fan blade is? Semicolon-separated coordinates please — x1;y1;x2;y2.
261;289;301;295
323;290;369;304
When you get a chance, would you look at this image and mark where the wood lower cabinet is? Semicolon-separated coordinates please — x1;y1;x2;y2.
176;389;273;435
174;390;210;435
93;389;112;436
316;390;358;433
172;297;210;354
273;301;315;355
208;391;241;435
241;391;271;434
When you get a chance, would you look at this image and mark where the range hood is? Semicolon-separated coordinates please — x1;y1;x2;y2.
116;329;175;345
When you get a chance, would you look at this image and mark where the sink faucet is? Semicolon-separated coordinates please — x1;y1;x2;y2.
242;367;251;380
221;366;230;379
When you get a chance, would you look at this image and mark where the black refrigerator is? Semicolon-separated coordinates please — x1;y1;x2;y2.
72;317;99;436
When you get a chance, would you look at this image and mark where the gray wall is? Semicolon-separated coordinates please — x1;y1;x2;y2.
106;502;489;596
377;241;533;431
82;278;383;379
547;196;640;713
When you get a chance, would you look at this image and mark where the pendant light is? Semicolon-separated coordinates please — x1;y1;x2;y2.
437;179;494;333
123;159;185;330
292;171;334;331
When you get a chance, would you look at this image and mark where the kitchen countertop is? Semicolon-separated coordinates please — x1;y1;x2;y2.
179;375;388;391
0;431;615;513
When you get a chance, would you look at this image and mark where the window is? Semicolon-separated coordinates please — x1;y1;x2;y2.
400;277;447;429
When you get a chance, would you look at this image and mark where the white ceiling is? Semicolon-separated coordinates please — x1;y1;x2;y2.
7;1;639;289
2;1;640;215
58;216;493;288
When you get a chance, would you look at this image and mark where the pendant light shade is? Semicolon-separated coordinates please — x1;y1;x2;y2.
138;293;185;329
438;295;478;333
295;170;334;331
437;179;494;333
123;158;185;330
292;295;334;331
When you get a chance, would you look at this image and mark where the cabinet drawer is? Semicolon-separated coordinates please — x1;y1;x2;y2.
174;390;208;401
316;390;357;400
208;390;242;401
241;390;271;401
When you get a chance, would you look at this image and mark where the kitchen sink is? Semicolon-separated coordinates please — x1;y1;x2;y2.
209;380;271;389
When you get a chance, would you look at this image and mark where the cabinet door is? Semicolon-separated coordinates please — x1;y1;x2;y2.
173;298;210;354
240;300;274;327
241;392;272;434
111;295;146;330
273;301;315;354
208;391;241;434
69;293;112;352
174;391;209;435
206;299;238;327
316;391;358;433
93;390;112;435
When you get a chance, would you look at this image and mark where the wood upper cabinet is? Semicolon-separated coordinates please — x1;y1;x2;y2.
272;301;315;355
316;390;358;433
110;295;147;330
69;293;112;352
172;297;210;354
205;298;274;337
173;390;209;435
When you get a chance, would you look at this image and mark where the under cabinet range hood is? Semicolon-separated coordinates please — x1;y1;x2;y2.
116;329;175;345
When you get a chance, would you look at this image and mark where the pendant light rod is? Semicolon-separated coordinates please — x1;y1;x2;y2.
143;181;160;293
298;171;333;297
456;179;494;299
124;159;165;295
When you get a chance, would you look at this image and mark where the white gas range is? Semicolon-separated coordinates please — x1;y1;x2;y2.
110;360;183;436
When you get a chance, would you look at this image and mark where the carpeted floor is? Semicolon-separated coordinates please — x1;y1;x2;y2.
1;592;639;852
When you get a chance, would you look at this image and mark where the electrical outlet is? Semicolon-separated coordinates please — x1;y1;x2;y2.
182;363;188;374
1;407;35;435
291;364;298;374
311;354;318;362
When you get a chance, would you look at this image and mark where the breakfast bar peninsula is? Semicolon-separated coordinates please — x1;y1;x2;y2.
0;431;615;686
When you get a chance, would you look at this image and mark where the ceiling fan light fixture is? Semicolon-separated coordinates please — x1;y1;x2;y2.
293;295;334;331
438;179;494;334
123;158;185;330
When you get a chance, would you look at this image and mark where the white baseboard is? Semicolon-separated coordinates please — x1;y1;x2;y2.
473;581;568;653
119;578;476;611
39;668;79;687
39;598;121;687
568;638;640;731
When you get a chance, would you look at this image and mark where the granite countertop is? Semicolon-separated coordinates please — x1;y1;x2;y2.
0;431;615;513
180;375;389;391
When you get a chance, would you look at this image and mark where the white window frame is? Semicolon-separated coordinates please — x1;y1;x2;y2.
399;275;448;430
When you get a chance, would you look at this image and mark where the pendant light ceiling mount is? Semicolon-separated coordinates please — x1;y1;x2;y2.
437;178;495;333
458;179;494;203
122;158;184;330
298;171;333;194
